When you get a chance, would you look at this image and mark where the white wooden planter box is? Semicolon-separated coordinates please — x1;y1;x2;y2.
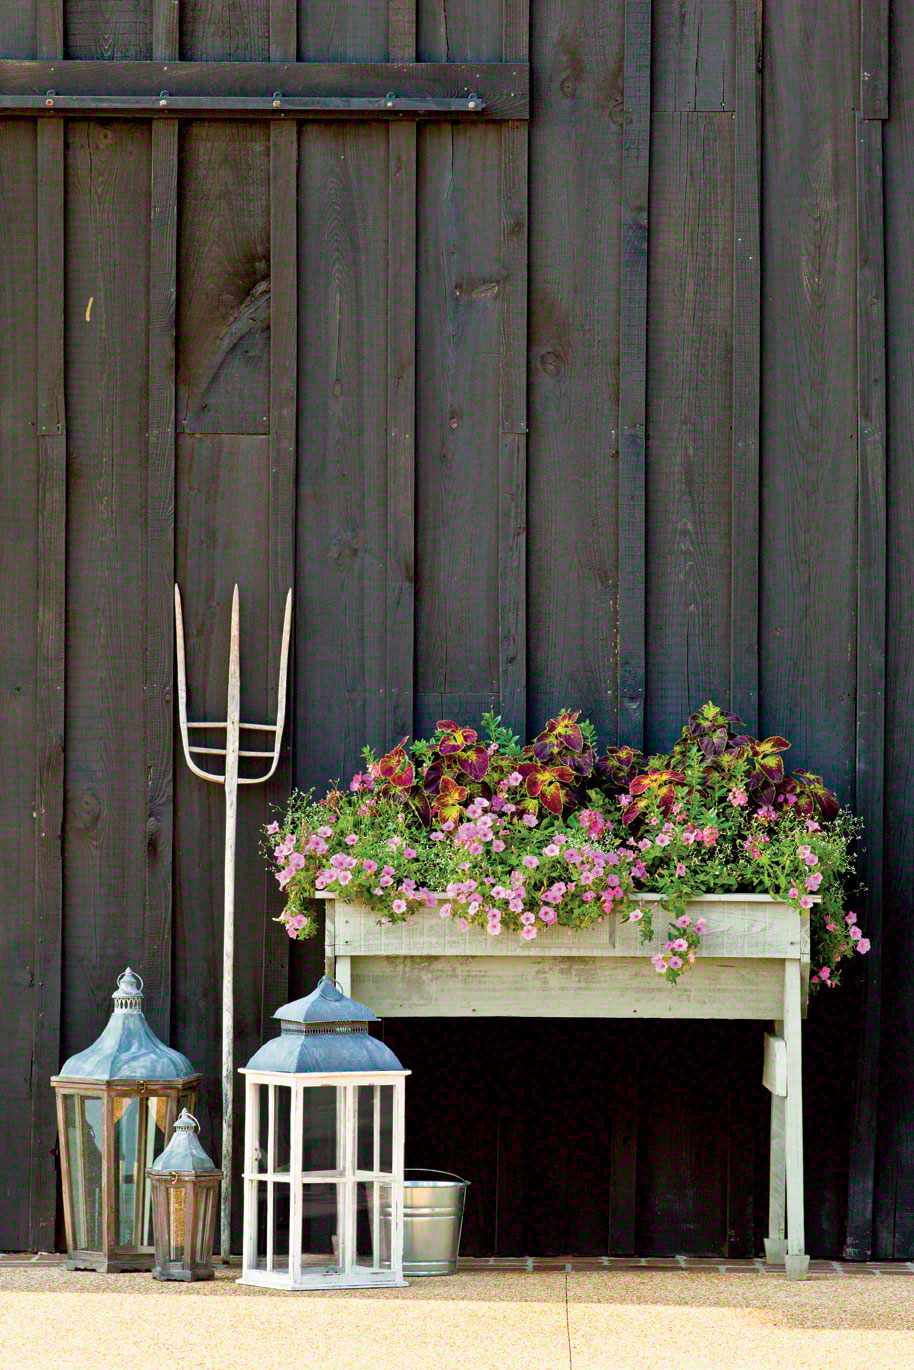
322;892;812;1278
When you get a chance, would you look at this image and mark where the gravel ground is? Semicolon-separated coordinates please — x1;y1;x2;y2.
1;1265;913;1370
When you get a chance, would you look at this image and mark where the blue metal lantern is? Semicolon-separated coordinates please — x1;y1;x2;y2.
148;1110;221;1281
239;976;409;1290
51;969;200;1272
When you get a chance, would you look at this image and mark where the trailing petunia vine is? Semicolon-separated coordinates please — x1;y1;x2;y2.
266;703;868;988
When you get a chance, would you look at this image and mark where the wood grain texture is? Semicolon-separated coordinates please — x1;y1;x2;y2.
415;120;503;736
36;0;63;57
65;0;151;57
386;0;417;746
177;122;271;433
153;0;179;60
845;114;887;1261
62;120;151;1052
295;123;390;783
880;2;914;1254
263;6;297;1037
860;0;890;119
497;0;529;738
527;0;623;740
760;0;858;801
144;117;178;1042
0;117;40;1252
730;0;761;733
761;0;859;1261
617;0;651;749
646;111;733;752
173;433;272;1251
652;0;735;111
298;1;387;59
180;0;269;60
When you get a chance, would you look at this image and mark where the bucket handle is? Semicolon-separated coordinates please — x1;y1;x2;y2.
405;1168;470;1185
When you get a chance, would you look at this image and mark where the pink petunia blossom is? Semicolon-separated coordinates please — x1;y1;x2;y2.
856;938;871;954
522;812;538;828
845;911;857;925
818;966;831;981
522;854;539;869
668;955;683;970
539;906;557;925
391;898;407;915
628;908;644;923
520;925;537;940
850;925;862;941
266;821;280;835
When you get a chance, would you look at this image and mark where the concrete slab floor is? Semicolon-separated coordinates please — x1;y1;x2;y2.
0;1266;913;1370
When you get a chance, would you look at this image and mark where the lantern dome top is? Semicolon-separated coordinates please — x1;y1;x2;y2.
55;967;198;1083
150;1110;219;1175
272;976;379;1026
244;976;405;1075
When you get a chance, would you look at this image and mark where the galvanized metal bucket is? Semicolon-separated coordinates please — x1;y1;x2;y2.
379;1169;469;1277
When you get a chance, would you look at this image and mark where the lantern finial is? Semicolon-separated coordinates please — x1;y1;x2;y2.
113;967;144;1012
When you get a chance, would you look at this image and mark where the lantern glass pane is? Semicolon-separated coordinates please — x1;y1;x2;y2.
113;1096;141;1246
167;1184;188;1263
355;1182;392;1272
255;1084;269;1173
142;1096;169;1245
301;1086;340;1176
255;1179;290;1273
275;1085;291;1174
301;1183;339;1274
194;1186;215;1265
356;1085;394;1175
64;1093;103;1251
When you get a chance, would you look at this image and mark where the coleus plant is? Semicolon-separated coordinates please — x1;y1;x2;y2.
268;702;866;990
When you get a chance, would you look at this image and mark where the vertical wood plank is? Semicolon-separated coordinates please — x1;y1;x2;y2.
30;0;66;1252
264;0;298;1033
730;0;761;733
844;112;887;1262
270;0;296;61
153;0;179;59
498;0;529;738
526;0;623;742
386;0;417;746
36;0;62;57
144;3;179;1046
617;0;651;749
860;0;890;120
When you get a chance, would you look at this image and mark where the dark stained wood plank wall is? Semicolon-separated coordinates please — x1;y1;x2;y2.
143;0;178;1047
414;1;504;737
62;118;152;1051
761;0;860;1259
878;0;914;1261
526;0;623;742
0;113;41;1252
617;0;651;751
652;0;735;112
385;0;418;746
645;110;734;753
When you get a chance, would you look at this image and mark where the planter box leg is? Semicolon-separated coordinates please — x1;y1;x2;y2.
764;1029;786;1266
783;960;808;1280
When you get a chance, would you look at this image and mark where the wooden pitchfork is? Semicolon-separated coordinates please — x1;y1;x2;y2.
174;582;293;1262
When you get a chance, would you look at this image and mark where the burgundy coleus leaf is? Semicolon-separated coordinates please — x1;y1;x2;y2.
532;736;553;762
435;720;478;755
539;780;566;815
792;770;840;822
569;747;595;777
431;774;468;824
422;760;445;794
457;744;490;781
377;739;414;789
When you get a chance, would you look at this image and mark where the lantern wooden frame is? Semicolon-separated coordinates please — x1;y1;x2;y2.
148;1166;220;1281
239;1068;407;1291
52;1076;200;1273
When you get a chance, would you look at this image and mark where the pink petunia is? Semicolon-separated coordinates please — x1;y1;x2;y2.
522;854;539;869
668;956;683;970
856;938;871;954
628;908;644;923
391;898;407;915
520;925;537;940
266;821;280;835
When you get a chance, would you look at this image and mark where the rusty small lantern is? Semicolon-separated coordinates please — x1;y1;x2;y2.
148;1110;221;1281
51;969;201;1272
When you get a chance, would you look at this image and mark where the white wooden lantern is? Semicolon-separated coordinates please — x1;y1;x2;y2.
239;976;409;1290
